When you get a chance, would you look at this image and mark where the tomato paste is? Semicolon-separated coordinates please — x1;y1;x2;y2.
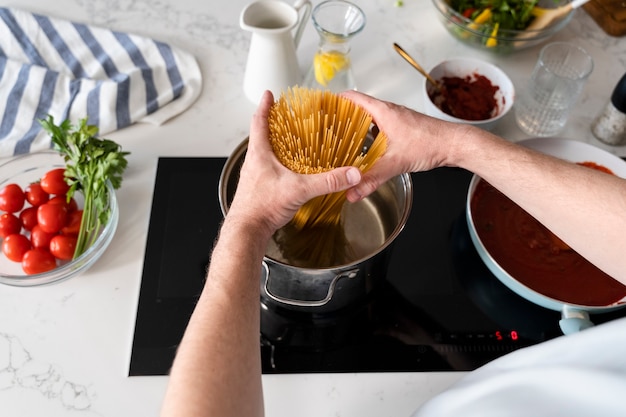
430;73;499;121
470;170;626;307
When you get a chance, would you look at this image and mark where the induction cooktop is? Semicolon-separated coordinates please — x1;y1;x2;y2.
129;156;626;376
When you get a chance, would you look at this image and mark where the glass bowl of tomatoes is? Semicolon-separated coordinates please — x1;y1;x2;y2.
431;0;576;53
0;150;118;286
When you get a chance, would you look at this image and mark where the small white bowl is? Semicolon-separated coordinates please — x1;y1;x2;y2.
423;58;514;131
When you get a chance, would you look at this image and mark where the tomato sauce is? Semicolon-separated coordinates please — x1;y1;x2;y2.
578;161;615;175
470;164;626;306
430;73;500;121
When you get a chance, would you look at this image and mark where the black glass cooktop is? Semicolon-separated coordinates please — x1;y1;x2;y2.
129;156;626;376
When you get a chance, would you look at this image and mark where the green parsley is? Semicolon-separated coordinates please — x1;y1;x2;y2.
40;116;129;259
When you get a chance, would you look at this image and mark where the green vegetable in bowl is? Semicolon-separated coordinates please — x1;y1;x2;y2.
452;0;539;31
40;116;129;259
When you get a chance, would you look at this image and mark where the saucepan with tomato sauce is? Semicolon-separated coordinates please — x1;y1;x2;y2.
466;137;626;335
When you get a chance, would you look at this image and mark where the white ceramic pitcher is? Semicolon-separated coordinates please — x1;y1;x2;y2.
240;0;311;104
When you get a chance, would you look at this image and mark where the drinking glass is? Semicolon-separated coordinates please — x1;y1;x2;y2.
515;42;594;137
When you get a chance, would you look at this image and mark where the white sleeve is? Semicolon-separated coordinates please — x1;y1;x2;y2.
413;316;626;417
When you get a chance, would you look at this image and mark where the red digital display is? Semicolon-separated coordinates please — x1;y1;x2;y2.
495;330;519;341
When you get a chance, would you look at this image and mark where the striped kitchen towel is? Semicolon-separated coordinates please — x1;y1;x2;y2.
0;7;202;156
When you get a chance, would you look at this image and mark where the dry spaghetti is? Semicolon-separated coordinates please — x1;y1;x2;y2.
268;87;387;230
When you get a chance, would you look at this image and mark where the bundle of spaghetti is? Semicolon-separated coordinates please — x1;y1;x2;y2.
274;222;356;268
268;87;387;230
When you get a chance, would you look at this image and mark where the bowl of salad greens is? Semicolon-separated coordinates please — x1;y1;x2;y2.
432;0;576;53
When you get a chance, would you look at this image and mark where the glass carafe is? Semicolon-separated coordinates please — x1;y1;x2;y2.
303;0;366;92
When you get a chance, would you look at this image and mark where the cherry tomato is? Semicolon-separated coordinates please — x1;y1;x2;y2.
25;182;50;207
2;233;31;262
30;225;56;249
462;7;477;18
37;202;68;234
0;183;25;213
48;195;78;212
50;235;77;261
61;210;83;236
0;213;22;238
19;206;38;231
22;248;57;274
40;168;70;195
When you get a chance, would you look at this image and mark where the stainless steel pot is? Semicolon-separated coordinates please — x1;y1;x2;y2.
219;139;413;313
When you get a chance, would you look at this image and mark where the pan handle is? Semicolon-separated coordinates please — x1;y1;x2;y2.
261;262;359;307
559;305;594;335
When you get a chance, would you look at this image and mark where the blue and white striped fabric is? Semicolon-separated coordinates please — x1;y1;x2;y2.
0;7;202;156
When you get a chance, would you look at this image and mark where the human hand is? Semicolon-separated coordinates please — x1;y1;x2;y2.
227;91;362;239
341;90;463;202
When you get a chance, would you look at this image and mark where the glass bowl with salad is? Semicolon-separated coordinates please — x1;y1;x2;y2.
432;0;576;53
0;118;128;287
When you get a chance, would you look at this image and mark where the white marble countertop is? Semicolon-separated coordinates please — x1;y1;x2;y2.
0;0;625;416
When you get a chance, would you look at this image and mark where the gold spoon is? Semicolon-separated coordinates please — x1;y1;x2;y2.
393;43;443;92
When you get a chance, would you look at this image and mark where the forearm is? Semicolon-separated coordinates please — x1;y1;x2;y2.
160;216;269;417
451;127;626;283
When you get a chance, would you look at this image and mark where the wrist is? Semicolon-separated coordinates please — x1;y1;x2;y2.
445;124;501;170
221;210;275;245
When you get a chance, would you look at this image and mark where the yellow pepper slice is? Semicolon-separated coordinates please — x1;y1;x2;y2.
531;6;549;17
474;8;493;24
486;22;499;47
468;8;492;30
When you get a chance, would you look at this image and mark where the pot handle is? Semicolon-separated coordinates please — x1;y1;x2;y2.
559;305;594;335
262;262;359;307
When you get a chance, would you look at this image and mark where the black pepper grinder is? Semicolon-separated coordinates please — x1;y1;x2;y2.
591;72;626;146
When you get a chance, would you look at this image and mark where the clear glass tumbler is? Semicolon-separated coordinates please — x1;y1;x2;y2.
515;42;594;137
302;0;366;92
